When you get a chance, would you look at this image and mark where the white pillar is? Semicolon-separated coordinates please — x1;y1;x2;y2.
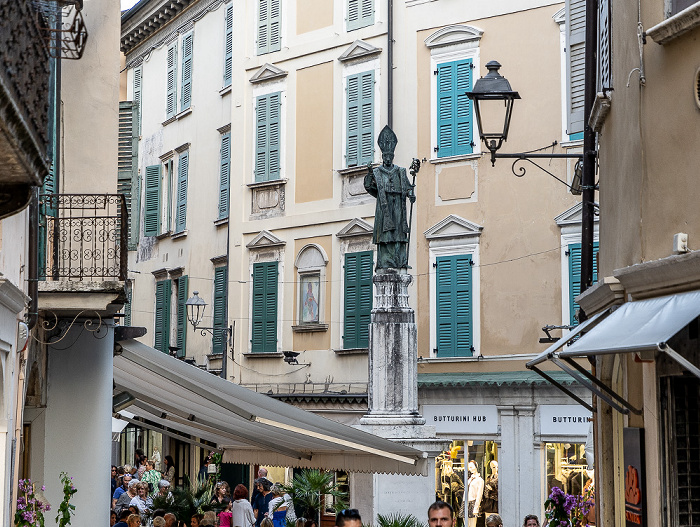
43;320;113;524
498;406;517;526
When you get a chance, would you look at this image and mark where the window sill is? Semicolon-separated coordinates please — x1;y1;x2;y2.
162;116;176;127
220;85;232;96
243;352;283;359
559;139;584;149
171;230;188;240
336;164;377;176
164;108;193;126
334;348;368;355
646;2;700;45
429;152;481;165
214;217;228;227
247;178;287;189
155;231;171;240
292;323;329;333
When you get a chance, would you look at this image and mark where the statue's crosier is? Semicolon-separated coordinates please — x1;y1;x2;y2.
364;126;417;270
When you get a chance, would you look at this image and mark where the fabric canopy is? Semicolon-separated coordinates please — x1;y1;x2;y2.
113;339;427;475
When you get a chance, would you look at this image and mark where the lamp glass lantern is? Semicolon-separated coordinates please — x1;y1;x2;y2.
467;60;521;166
185;291;207;329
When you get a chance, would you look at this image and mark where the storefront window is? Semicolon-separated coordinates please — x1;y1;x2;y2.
545;443;595;524
435;440;498;526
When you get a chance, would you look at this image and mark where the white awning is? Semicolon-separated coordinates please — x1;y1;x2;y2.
113;339;427;475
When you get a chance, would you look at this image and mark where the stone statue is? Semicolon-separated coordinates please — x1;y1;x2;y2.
364;126;417;269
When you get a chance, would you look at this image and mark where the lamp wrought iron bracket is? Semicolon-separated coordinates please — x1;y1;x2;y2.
191;324;233;345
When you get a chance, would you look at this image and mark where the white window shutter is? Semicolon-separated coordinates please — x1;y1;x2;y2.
565;0;586;135
598;0;611;91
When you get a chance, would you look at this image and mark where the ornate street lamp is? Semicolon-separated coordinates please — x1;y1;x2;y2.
467;60;585;193
185;291;233;343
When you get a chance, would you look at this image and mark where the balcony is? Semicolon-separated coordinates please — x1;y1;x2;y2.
0;0;51;217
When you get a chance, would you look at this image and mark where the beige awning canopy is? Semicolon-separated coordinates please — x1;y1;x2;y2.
113;339;427;475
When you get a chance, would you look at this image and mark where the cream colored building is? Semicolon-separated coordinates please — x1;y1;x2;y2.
121;0;599;524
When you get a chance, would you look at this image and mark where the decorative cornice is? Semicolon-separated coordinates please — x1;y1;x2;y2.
552;7;565;25
175;142;191;153
168;266;184;278
589;92;612;132
210;255;227;265
159;150;175;161
337;218;373;238
217;123;231;134
424;25;484;49
246;230;286;249
0;279;30;314
613;251;700;300
646;3;700;45
338;40;382;63
555;202;600;226
424;214;483;240
575;276;625;316
250;63;288;84
152;268;169;280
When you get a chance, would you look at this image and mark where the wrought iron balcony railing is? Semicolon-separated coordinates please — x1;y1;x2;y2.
39;194;128;281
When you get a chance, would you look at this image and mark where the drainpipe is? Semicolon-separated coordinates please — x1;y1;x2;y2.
387;0;393;129
27;189;39;330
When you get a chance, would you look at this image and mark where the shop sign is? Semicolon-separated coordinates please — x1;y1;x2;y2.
540;405;591;436
623;427;645;527
422;405;499;434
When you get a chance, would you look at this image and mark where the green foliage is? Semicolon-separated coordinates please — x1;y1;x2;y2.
374;513;427;527
55;473;77;527
151;476;217;523
280;469;348;521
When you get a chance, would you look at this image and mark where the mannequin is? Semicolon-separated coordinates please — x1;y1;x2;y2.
482;460;498;513
464;461;484;527
152;446;161;471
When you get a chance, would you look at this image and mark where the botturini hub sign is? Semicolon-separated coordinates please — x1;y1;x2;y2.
422;405;499;434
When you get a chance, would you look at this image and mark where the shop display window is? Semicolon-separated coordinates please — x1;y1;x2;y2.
545;443;595;524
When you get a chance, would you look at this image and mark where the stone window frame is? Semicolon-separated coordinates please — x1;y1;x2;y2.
292;244;329;332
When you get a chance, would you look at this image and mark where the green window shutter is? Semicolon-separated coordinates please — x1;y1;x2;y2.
436;255;473;357
223;4;233;87
154;279;172;353
180;32;193;112
143;165;161;237
218;132;231;219
346;71;374;167
175;152;188;233
176;275;188;358
212;266;228;355
437;59;473;158
257;0;280;55
252;261;278;352
118;101;140;250
133;65;143;134
255;93;281;182
565;0;586;135
166;42;178;118
343;251;373;349
124;283;132;327
568;242;599;325
348;0;373;31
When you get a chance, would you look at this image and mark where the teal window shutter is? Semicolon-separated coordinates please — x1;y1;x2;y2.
154;279;172;353
343;251;373;349
257;0;281;55
175;152;188;233
143;165;161;236
436;59;473;158
568;242;599;325
347;0;374;31
180;32;194;112
176;275;188;358
166;42;178;118
223;4;233;87
251;261;278;352
133;65;143;134
124;283;132;327
218;132;231;219
255;92;281;182
212;266;228;355
118;101;140;249
346;71;374;167
436;255;473;357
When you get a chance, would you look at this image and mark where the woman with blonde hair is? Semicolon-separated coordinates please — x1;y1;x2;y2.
126;513;141;527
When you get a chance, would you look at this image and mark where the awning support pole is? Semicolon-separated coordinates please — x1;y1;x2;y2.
661;344;700;380
528;365;595;413
552;358;640;415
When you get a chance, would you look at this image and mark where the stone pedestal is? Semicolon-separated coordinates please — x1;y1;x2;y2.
357;269;449;523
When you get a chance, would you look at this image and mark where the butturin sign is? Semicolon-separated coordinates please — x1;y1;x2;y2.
421;405;499;434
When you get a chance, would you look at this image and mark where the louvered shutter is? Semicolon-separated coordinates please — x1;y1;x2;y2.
437;59;472;158
252;261;278;352
133;65;143;133
598;0;611;91
180;32;194;112
257;0;281;55
255;93;281;182
212;266;228;355
346;71;374;168
154;279;172;353
348;0;374;31
343;251;373;349
143;165;161;237
565;0;586;135
176;275;188;358
269;0;281;52
118;101;140;249
175;152;188;233
166;42;178;118
218;132;231;219
436;255;473;357
124;283;132;327
568;242;599;325
223;4;233;87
